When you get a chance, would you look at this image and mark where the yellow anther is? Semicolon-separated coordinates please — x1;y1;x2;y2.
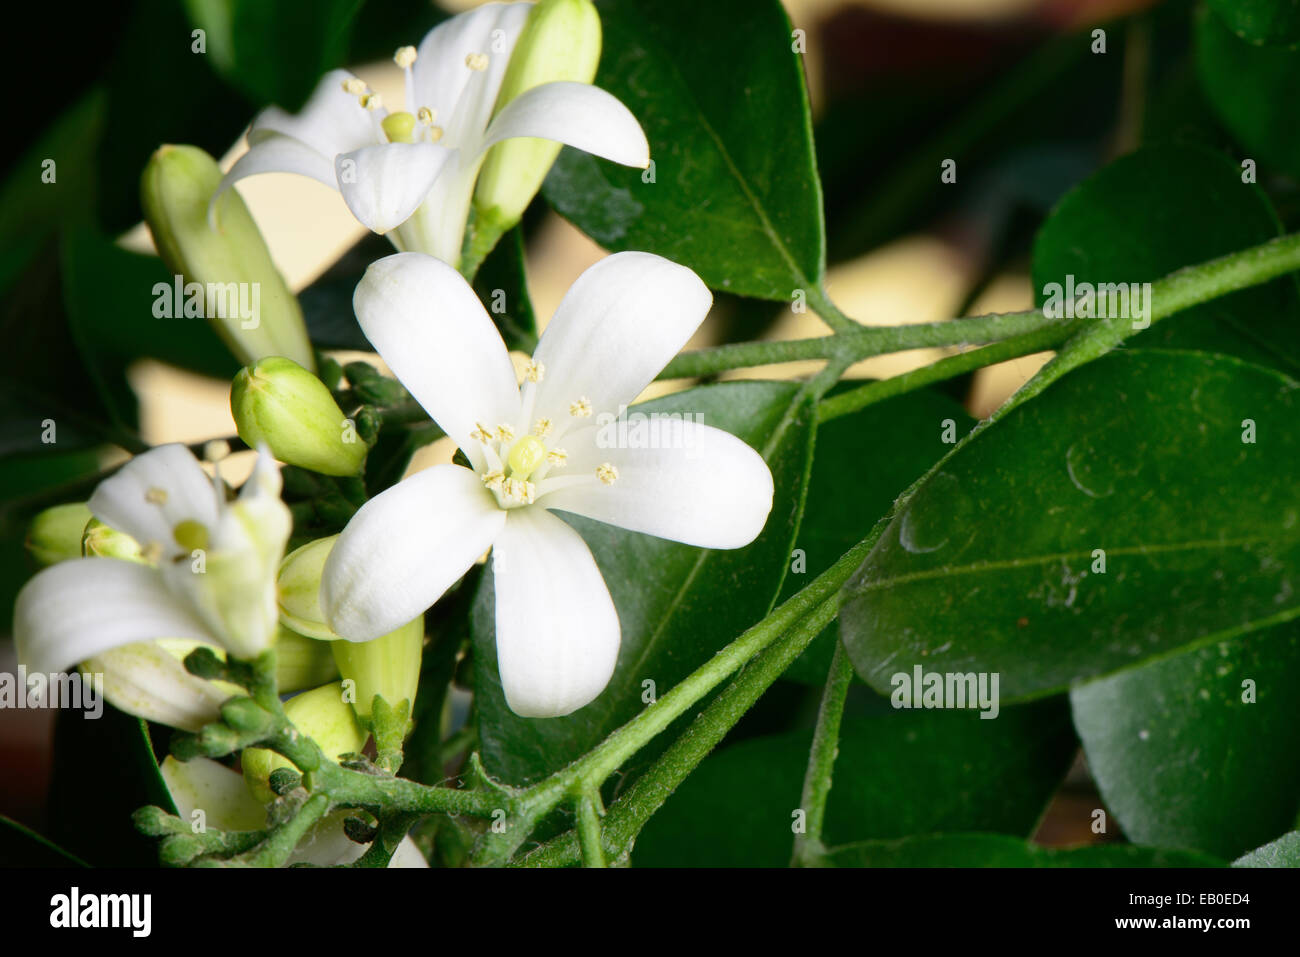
482;469;505;492
342;77;367;96
569;397;593;417
596;463;619;485
546;449;568;466
145;487;168;505
502;477;535;505
141;541;165;564
470;422;493;443
495;424;516;442
523;359;545;383
361;92;383;111
203;439;231;463
531;418;552;437
465;52;489;71
417;106;435;125
428;125;444;143
382;111;417;144
507;435;546;479
393;46;418;69
172;520;209;552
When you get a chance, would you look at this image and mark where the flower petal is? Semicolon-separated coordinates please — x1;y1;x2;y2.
411;1;532;142
213;134;339;214
480;81;649;169
250;69;379;158
538;420;774;549
84;640;232;732
88;444;221;560
492;507;619;718
335;142;454;235
15;559;213;677
322;464;506;642
389;836;430;868
522;252;713;433
353;252;521;465
160;756;267;833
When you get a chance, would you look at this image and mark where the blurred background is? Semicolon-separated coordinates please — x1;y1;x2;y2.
1;0;1199;847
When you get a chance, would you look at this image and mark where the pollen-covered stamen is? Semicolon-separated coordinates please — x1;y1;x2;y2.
532;418;552;438
523;359;544;383
141;541;165;564
172;520;210;552
361;92;383;111
145;487;168;505
546;448;567;466
428;125;445;143
381;111;417;143
495;423;516;442
470;422;493;444
342;77;367;96
393;46;417;69
596;463;619;485
465;52;489;71
482;469;505;492
569;397;593;418
417;106;435;125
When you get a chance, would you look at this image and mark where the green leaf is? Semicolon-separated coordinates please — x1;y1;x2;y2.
183;0;363;112
1197;7;1300;181
632;697;1076;867
46;707;177;866
0;816;88;867
823;833;1225;867
1206;0;1300;46
542;0;824;300
473;381;816;785
1233;830;1300;867
1071;622;1300;860
1032;143;1300;374
840;350;1300;702
785;386;974;684
471;227;537;353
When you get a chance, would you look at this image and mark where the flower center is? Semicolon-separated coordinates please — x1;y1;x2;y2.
173;519;209;552
381;111;417;144
506;435;546;480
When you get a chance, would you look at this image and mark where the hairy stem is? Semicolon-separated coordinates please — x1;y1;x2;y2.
791;642;855;866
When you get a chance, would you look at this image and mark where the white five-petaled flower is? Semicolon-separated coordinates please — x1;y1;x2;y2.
212;1;649;265
14;445;292;720
321;251;775;718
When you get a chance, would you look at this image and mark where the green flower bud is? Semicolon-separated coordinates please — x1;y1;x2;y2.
26;503;93;566
242;681;365;803
332;616;425;722
141;144;314;371
472;0;602;252
273;625;340;691
231;358;367;477
277;536;341;640
81;518;147;562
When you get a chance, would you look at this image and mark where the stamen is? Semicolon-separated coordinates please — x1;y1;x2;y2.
393;46;418;69
523;359;545;383
532;418;552;437
145;487;168;505
546;449;568;466
596;463;619;485
342;77;367;96
482;469;505;492
470;422;493;444
141;541;165;564
203;439;231;463
417;106;435;125
361;92;383;111
569;397;593;418
465;52;489;71
495;424;516;442
428;125;444;143
502;477;536;505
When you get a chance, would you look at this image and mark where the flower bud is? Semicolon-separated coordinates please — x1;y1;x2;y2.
141;144;314;371
332;617;424;722
242;681;364;803
277;535;340;640
472;0;602;251
231;358;367;477
83;638;243;732
25;503;93;566
273;625;340;691
81;518;147;562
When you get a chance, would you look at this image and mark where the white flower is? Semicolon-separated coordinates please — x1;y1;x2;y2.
14;445;292;709
321;251;774;718
213;1;648;265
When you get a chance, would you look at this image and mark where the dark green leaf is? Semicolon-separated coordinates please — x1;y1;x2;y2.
632;697;1076;866
823;833;1224;867
542;0;824;300
1197;7;1300;181
1206;0;1300;46
472;227;537;352
1033;143;1300;374
1071;622;1300;859
0;816;88;867
473;381;816;784
1233;830;1300;866
840;350;1300;701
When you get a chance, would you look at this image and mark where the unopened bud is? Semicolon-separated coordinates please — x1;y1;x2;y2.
242;681;365;803
26;503;92;566
277;536;341;640
331;616;424;722
141;144;314;371
273;625;339;690
231;358;367;477
473;0;603;249
81;518;147;562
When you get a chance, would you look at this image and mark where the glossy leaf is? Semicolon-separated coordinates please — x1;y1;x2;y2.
1233;830;1300;867
1071;622;1300;860
0;816;88;867
840;350;1300;701
473;381;815;785
542;0;824;300
824;833;1224;867
1206;0;1300;46
1033;143;1300;374
632;697;1077;867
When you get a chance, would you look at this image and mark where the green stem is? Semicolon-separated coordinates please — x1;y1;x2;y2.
243;792;331;867
791;642;854;866
806;283;864;334
576;792;607;868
